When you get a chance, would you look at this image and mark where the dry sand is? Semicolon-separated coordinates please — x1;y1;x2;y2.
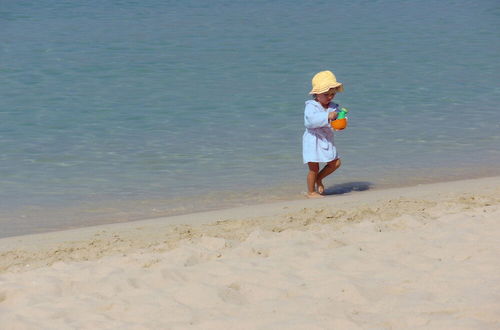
1;177;499;329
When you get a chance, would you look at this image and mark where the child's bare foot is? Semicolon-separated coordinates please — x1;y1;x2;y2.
316;180;325;194
307;192;324;198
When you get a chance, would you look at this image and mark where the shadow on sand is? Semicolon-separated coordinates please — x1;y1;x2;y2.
324;181;373;195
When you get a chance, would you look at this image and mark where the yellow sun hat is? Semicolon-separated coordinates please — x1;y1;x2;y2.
309;70;344;94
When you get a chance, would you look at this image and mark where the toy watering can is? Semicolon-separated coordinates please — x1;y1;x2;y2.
331;107;348;130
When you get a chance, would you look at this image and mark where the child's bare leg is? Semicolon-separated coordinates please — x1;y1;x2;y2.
307;162;323;198
316;158;341;194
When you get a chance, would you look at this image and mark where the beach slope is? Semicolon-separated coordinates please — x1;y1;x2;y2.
1;177;499;329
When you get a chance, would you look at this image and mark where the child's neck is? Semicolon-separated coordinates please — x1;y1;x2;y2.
319;101;330;109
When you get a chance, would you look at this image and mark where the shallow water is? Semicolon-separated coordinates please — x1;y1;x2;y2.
1;0;499;237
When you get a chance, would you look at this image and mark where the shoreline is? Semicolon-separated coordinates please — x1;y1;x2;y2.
2;175;499;272
1;176;499;328
2;169;499;239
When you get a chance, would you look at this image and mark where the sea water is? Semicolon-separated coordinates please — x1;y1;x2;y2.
1;0;499;237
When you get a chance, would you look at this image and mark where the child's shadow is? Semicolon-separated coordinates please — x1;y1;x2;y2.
324;181;373;195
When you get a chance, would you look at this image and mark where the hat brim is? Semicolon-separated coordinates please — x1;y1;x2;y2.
309;83;344;94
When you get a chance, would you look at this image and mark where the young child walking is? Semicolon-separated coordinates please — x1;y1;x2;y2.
302;70;344;198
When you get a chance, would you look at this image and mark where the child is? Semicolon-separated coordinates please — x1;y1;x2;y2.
302;70;344;198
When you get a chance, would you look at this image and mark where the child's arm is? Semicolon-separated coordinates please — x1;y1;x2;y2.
304;104;337;128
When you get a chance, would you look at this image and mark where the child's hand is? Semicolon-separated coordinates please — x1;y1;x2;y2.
328;112;338;121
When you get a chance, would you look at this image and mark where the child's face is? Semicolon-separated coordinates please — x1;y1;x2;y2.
316;88;336;107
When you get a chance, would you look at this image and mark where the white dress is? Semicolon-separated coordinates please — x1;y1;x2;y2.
302;100;339;164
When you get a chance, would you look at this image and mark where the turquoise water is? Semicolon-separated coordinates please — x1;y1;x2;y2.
1;0;499;237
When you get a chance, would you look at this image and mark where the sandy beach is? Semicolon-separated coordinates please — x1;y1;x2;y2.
1;177;499;329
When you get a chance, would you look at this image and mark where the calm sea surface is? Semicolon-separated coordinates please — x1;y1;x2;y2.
1;0;499;237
